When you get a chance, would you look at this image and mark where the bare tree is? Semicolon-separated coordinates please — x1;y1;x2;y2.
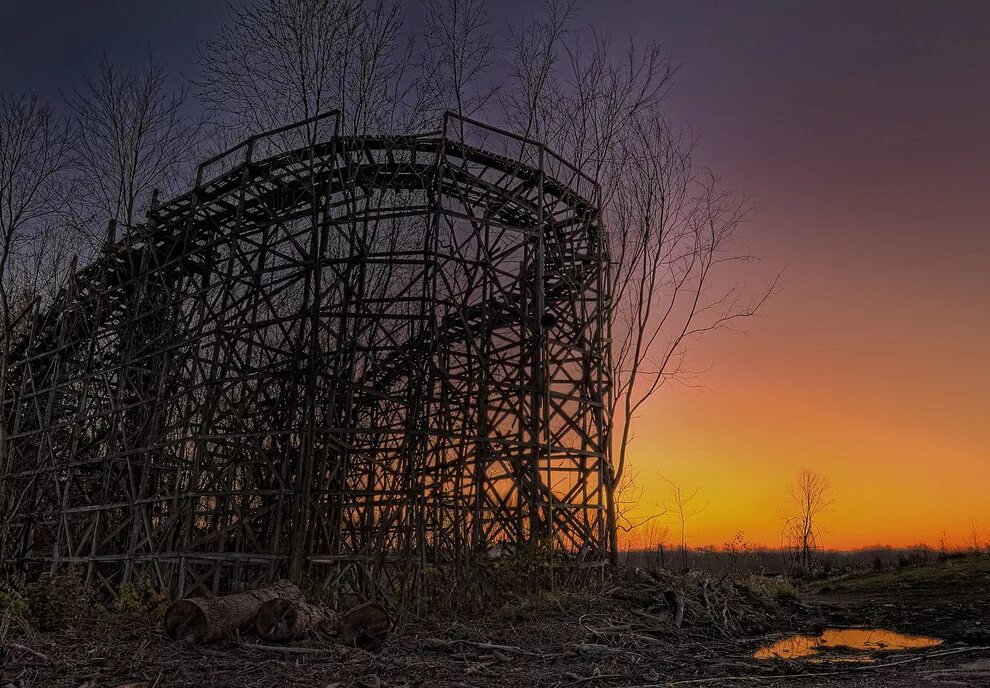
0;92;72;361
0;92;72;541
781;467;833;574
938;530;952;559
722;530;749;573
500;14;775;562
66;57;199;247
196;0;416;140
565;39;670;180
661;476;705;571
969;518;984;553
639;518;671;569
499;0;577;143
420;0;495;128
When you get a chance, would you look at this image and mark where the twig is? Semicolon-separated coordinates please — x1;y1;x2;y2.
427;638;543;657
590;629;665;644
574;643;633;655
562;673;627;686
237;641;329;655
471;641;539;656
8;642;49;662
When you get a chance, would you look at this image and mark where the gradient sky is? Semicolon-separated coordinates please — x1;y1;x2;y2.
3;1;988;549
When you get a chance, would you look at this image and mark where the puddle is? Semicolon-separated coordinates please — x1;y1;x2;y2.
754;628;942;662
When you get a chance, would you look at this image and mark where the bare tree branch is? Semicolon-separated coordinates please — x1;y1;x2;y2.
420;0;496;129
196;0;414;140
0;92;73;541
65;56;200;246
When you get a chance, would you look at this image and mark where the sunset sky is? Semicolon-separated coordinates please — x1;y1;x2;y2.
589;0;990;549
3;0;988;550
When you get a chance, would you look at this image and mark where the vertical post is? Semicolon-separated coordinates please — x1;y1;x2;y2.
539;147;554;560
593;177;616;565
529;145;546;547
290;139;323;584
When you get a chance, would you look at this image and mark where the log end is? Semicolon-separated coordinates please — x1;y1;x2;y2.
164;599;208;644
340;601;390;651
255;598;297;643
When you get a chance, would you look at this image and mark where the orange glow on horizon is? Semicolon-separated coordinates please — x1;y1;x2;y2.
617;206;990;552
579;0;990;555
619;310;990;551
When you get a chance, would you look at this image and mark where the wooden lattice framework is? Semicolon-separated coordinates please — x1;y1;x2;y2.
0;112;611;599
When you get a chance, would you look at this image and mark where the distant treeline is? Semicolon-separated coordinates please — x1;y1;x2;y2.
621;544;978;577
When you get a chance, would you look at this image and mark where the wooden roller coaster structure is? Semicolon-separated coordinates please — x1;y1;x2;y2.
0;112;611;600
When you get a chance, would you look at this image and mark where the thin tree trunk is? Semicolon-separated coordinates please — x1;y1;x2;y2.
605;481;620;566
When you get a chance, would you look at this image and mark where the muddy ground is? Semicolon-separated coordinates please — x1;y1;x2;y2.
2;557;988;687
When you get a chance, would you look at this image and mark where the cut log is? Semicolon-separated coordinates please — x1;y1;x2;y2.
339;601;391;651
609;587;656;606
663;589;685;628
164;581;303;644
255;598;337;643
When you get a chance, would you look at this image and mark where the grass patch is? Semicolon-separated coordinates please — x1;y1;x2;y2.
496;589;598;622
738;575;799;602
809;554;990;595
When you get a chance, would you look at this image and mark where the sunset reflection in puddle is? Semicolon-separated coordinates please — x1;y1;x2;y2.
755;628;942;662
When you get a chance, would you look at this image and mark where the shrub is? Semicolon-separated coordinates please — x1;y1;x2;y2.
0;587;29;622
107;573;171;622
19;569;89;631
739;574;799;602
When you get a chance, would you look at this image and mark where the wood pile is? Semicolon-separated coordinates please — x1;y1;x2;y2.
164;581;303;644
164;582;391;648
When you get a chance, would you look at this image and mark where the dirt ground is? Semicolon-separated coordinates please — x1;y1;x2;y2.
2;557;988;688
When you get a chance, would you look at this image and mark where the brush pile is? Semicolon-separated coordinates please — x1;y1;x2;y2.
603;567;804;639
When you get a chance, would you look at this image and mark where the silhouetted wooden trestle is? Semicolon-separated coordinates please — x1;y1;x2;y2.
0;112;611;601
